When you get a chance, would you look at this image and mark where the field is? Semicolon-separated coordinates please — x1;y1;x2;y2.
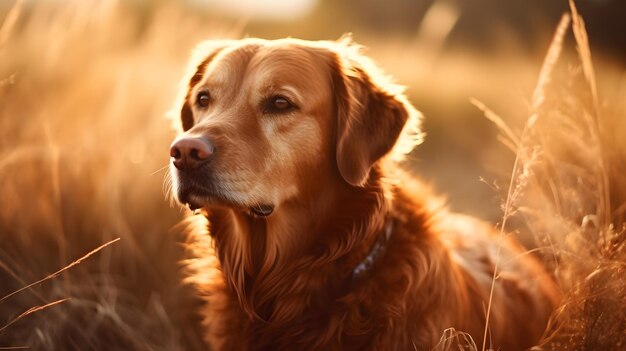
0;0;624;350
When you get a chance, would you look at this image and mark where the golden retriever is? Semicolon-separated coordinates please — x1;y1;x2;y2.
168;37;560;350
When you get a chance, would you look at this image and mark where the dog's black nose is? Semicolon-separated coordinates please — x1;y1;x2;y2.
170;137;214;171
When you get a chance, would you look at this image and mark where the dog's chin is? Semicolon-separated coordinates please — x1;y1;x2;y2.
184;193;212;211
179;191;237;211
179;191;274;217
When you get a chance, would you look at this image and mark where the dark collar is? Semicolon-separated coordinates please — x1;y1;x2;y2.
351;220;393;279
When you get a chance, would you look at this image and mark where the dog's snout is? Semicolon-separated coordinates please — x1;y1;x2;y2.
170;137;214;171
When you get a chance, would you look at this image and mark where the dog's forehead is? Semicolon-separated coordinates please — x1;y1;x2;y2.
200;43;260;86
205;42;332;89
252;46;335;100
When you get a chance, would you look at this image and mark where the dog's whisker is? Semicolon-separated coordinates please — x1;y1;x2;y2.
151;163;170;176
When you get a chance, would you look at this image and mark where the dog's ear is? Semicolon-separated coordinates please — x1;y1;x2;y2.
179;41;231;131
331;44;419;186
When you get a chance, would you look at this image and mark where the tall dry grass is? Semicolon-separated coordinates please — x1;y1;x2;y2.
0;1;238;349
473;1;625;349
0;0;624;350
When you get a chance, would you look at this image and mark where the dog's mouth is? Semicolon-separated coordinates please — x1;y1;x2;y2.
177;185;212;210
176;180;274;217
174;173;226;208
183;192;210;211
177;185;233;211
184;192;274;217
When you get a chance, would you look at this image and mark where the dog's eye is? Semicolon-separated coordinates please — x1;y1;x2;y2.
272;97;291;110
264;96;294;114
197;92;210;108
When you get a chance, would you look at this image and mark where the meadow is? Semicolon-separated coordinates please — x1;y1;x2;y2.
0;0;624;349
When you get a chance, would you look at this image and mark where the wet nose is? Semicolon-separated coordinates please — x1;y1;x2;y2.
169;137;215;171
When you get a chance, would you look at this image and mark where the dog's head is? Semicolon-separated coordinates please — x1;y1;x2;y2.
168;37;421;216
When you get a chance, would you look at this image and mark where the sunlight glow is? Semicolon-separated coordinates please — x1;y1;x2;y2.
188;0;319;20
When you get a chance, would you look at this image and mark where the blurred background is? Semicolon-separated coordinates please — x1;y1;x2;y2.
0;0;624;349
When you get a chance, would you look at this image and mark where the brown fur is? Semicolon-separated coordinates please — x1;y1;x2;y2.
169;38;560;350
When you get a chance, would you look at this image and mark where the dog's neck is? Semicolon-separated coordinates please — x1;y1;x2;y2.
351;219;393;279
206;166;391;323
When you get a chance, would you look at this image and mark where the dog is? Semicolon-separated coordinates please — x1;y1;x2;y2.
168;37;560;350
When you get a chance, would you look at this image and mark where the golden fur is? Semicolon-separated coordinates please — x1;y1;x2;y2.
169;38;560;350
